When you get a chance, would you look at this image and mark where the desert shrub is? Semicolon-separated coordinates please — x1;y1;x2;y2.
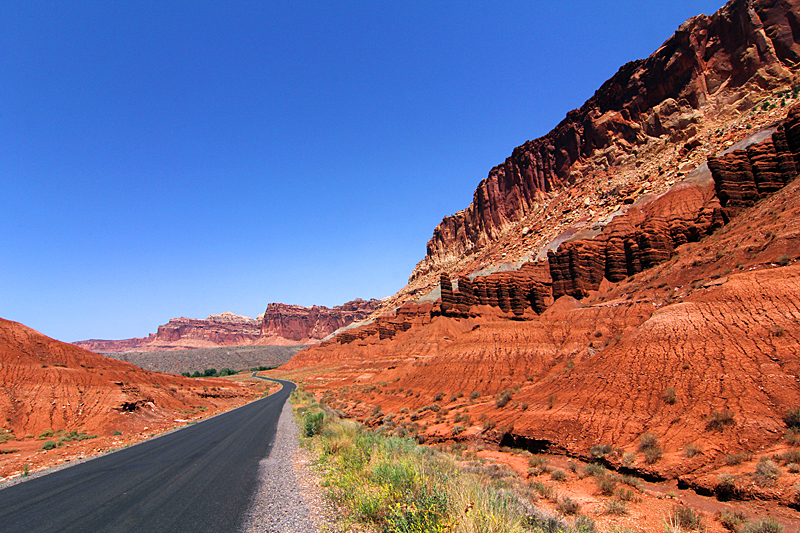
622;452;636;466
37;430;53;440
596;474;618;496
42;441;56;450
779;450;800;464
754;458;780;486
583;463;606;477
469;390;481;400
621;475;642;489
716;473;739;501
451;425;465;436
529;480;555;500
683;443;701;458
785;429;800;446
662;387;677;405
496;389;514;408
112;430;122;436
725;452;752;466
788;463;800;473
718;510;747;531
785;407;800;430
671;505;702;529
550;469;567;481
637;432;663;463
744;519;783;533
482;419;496;431
0;429;15;444
605;499;628;515
616;488;637;501
707;410;736;431
556;496;580;515
590;443;613;459
433;392;444;402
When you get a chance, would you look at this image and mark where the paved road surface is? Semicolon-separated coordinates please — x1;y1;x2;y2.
0;377;295;533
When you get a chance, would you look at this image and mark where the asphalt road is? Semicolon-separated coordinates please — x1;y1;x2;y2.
0;377;295;533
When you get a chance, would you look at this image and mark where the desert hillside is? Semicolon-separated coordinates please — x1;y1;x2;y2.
0;318;268;479
277;0;800;518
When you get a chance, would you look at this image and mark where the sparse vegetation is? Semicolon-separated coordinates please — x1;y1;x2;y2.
725;452;752;466
0;429;15;443
718;510;747;531
638;433;663;464
683;443;701;458
556;496;580;516
754;458;780;486
42;441;56;450
670;505;702;530
550;469;567;481
590;443;613;459
291;387;588;533
604;499;628;515
469;390;481;400
706;410;736;431
662;387;677;405
596;474;618;496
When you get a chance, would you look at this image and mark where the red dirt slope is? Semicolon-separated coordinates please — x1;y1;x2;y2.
0;318;265;479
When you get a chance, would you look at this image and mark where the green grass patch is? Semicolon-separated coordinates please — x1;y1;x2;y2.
290;388;591;533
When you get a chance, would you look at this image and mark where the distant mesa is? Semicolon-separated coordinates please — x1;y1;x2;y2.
74;298;381;353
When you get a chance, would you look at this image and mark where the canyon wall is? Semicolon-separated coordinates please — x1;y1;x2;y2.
75;300;380;352
413;0;800;281
260;299;381;343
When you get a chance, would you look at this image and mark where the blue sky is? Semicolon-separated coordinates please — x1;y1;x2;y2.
1;1;725;342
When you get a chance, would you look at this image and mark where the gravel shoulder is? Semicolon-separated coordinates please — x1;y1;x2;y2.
239;398;338;533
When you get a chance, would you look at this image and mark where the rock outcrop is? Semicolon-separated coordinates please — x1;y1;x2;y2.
709;107;800;217
413;0;800;281
75;300;381;352
260;299;381;343
440;263;553;316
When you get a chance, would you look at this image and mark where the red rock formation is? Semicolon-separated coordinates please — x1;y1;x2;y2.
75;300;381;352
413;0;800;280
441;263;553;317
709;108;800;217
260;299;381;343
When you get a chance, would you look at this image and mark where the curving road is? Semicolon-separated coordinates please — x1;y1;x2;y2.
0;377;295;533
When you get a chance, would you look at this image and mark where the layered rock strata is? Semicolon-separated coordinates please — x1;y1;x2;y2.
414;0;800;281
709;107;800;217
260;299;380;342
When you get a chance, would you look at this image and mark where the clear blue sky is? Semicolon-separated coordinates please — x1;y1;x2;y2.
1;1;725;342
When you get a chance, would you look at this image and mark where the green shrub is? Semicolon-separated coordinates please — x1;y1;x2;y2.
303;411;325;437
451;425;465;436
584;463;606;477
0;429;15;444
550;469;567;481
42;441;56;450
37;430;53;440
112;430;122;436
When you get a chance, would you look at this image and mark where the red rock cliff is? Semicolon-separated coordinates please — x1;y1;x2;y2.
260;299;381;342
413;0;800;281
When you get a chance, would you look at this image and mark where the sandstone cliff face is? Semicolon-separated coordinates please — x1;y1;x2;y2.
262;299;382;342
75;300;381;352
155;313;262;346
413;0;800;283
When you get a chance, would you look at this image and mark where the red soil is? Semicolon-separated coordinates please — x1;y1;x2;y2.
0;319;269;480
